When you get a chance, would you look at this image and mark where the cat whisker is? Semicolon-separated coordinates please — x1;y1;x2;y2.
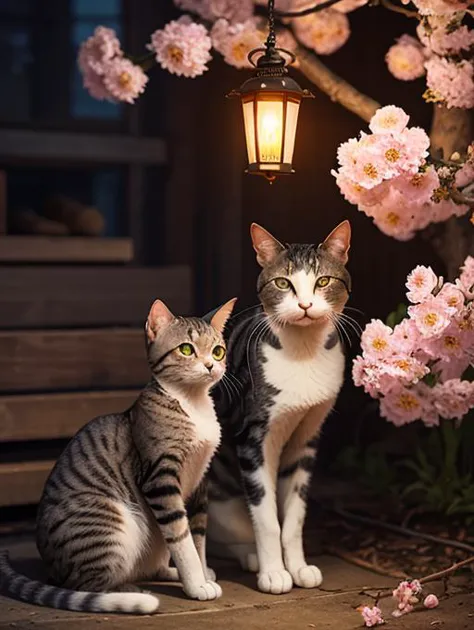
336;312;362;337
338;310;364;332
327;312;351;348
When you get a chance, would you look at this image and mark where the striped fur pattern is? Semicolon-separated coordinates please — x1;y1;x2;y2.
0;298;236;615
206;222;352;595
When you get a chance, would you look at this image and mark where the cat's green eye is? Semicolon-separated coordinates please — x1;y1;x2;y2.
178;343;195;357
274;277;291;291
212;345;226;361
316;276;331;288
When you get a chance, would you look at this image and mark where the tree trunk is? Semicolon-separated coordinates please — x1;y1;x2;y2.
426;106;473;280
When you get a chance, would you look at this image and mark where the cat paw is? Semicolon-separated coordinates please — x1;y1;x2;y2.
257;570;293;595
290;565;322;589
184;580;223;601
204;567;217;581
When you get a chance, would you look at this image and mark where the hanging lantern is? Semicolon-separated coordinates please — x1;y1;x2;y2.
228;0;313;183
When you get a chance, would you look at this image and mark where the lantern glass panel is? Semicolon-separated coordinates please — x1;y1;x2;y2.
256;98;283;164
282;99;300;165
242;98;256;165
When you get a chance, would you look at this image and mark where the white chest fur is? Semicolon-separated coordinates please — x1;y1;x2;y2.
262;338;345;418
174;392;221;498
177;394;221;447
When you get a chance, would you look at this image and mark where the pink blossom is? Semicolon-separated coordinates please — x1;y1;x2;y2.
423;24;474;56
361;319;394;359
421;322;465;361
380;386;424;425
437;282;465;314
386;35;426;81
423;594;439;609
393;167;440;204
78;26;122;74
392;579;422;613
332;171;390;207
432;380;474;420
459;256;474;292
211;18;262;68
369;105;410;135
149;17;212;78
425;57;474;110
412;0;469;15
360;605;385;627
174;0;254;23
81;66;111;101
455;161;474;188
392;319;419;354
101;58;148;104
292;10;350;55
408;296;455;338
406;265;438;303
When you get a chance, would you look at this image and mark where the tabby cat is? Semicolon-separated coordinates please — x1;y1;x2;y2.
0;297;236;615
206;221;351;595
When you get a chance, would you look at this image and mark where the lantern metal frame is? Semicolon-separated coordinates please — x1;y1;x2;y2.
228;0;314;182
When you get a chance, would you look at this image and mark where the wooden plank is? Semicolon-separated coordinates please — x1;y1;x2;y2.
0;236;133;263
0;329;149;393
0;170;6;235
0;265;192;328
0;390;140;442
0;460;54;507
0;129;167;165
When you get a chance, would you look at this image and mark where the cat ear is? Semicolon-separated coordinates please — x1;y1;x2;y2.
320;220;351;265
210;298;237;334
250;223;285;267
146;299;174;342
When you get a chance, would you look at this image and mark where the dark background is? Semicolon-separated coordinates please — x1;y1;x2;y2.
0;0;442;518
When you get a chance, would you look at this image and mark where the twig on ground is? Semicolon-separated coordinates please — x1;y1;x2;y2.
332;507;474;555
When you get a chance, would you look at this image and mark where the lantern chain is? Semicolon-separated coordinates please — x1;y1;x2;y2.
266;0;276;51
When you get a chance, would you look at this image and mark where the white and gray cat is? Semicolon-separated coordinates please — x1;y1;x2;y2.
206;221;351;595
0;297;236;615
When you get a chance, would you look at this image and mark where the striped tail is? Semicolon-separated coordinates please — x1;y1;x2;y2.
0;551;159;615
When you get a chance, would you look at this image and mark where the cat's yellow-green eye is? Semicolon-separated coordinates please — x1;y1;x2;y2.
316;276;331;288
178;343;195;357
212;345;226;361
274;277;291;291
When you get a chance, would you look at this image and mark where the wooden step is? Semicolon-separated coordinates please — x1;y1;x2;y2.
0;265;192;329
0;329;149;393
0;390;140;442
0;236;134;263
0;460;54;507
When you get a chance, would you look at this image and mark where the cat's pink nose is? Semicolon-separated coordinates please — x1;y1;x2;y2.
205;363;213;372
298;302;312;311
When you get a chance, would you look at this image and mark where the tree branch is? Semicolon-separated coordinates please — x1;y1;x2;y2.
295;45;381;122
275;0;346;18
451;188;474;208
379;0;419;19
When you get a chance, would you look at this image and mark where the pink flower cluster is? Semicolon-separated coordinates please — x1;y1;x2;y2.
360;605;385;627
387;11;474;110
353;262;474;427
411;0;469;15
385;35;426;81
78;27;148;103
392;579;422;617
425;57;474;110
148;16;212;78
211;17;263;68
359;581;439;625
292;10;351;55
333;106;469;240
173;0;254;23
